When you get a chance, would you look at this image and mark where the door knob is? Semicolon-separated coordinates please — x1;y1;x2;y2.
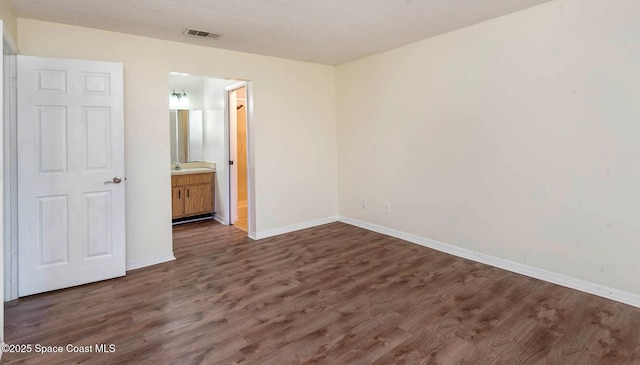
104;176;122;184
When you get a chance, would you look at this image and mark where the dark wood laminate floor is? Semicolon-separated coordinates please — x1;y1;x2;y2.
4;221;640;364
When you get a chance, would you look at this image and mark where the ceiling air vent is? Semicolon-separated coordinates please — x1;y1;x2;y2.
183;28;221;39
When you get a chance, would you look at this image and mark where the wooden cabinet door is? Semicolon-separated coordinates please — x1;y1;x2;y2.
172;187;185;217
184;183;214;216
197;183;213;213
184;186;198;216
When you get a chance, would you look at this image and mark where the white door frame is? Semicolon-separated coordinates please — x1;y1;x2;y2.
228;87;238;225
224;81;255;237
3;21;18;302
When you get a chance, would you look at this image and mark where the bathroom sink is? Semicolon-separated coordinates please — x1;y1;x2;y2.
171;167;215;175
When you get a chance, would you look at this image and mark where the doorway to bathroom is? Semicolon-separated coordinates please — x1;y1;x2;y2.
168;73;254;237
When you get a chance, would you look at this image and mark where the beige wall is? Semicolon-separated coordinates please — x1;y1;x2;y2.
18;18;338;264
0;0;17;43
337;0;640;295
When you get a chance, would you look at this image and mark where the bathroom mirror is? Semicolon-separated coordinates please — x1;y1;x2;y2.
170;109;204;163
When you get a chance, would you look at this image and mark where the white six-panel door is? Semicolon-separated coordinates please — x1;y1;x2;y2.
17;55;125;296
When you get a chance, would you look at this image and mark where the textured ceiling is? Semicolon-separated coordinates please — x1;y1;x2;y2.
11;0;552;65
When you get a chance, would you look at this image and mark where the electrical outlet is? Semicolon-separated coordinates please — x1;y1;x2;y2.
384;203;391;214
361;199;368;209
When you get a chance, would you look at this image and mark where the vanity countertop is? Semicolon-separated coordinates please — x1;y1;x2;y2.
171;167;216;176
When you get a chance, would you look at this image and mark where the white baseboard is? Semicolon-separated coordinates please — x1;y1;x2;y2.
213;214;225;224
253;216;339;240
338;216;640;308
126;254;176;271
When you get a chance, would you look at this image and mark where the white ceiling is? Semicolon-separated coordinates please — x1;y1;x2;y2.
11;0;552;65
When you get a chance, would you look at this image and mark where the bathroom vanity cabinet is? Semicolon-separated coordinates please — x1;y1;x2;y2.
171;171;215;219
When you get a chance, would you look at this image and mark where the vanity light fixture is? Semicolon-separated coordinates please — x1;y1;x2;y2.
171;89;189;106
